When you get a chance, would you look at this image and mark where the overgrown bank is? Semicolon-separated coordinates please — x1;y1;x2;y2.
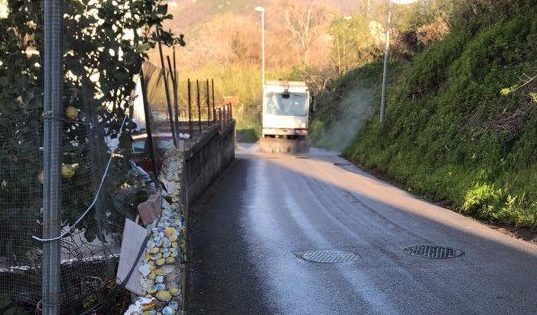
320;2;537;228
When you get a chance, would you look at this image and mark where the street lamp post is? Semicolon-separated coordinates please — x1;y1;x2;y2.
255;6;265;109
379;0;417;124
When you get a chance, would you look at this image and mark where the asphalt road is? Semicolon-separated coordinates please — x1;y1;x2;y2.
187;144;537;315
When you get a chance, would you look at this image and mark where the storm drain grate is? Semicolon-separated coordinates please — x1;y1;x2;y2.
404;245;464;259
296;156;309;159
297;250;358;263
334;162;351;166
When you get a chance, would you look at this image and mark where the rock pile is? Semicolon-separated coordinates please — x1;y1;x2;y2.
125;149;186;315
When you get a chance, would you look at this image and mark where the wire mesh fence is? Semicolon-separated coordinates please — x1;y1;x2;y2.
0;58;232;314
0;99;143;314
0;103;43;313
55;108;147;314
0;0;206;313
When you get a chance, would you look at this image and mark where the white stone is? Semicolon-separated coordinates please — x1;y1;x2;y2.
138;264;151;277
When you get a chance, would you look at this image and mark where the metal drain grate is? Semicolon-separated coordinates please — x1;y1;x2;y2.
296;156;309;159
404;245;464;259
334;162;351;166
297;250;358;263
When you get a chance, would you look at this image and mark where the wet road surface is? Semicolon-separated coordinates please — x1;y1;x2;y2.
187;145;537;314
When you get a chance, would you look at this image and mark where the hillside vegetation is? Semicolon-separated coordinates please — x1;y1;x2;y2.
158;0;396;139
332;1;537;228
153;0;448;140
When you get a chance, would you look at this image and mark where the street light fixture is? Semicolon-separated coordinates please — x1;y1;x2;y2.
379;0;418;124
255;6;265;110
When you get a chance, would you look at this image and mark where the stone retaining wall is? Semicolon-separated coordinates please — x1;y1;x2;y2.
183;122;236;205
124;121;235;315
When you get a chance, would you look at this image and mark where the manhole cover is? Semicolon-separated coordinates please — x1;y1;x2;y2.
404;245;464;259
297;250;358;263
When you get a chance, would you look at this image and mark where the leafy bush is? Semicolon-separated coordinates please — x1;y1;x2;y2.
0;0;181;253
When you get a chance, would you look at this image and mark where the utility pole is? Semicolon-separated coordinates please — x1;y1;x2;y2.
255;6;265;110
379;0;392;124
380;0;417;124
42;0;63;314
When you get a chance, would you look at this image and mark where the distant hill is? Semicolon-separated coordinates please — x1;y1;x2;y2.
168;0;365;27
157;0;372;70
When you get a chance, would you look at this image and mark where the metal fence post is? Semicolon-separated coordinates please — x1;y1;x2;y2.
187;79;193;136
196;80;202;134
211;79;216;123
140;68;160;177
166;55;179;141
213;107;217;125
172;47;180;137
43;0;63;313
157;31;177;147
206;80;211;124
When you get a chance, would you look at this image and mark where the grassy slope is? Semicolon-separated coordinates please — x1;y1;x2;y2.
325;5;537;227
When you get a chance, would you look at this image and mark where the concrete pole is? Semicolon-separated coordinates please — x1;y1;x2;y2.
261;10;265;88
380;0;392;124
43;0;63;314
255;7;265;111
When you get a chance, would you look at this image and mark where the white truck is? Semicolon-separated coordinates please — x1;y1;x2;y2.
259;80;311;154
